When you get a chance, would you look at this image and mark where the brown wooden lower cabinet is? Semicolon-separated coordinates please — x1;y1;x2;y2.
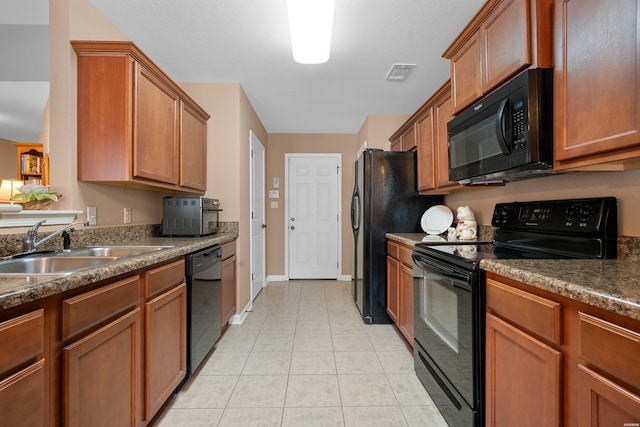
221;240;237;327
386;254;400;324
63;308;142;427
0;254;196;427
486;313;561;427
0;308;47;426
386;240;414;346
487;272;640;427
0;358;46;426
144;282;186;421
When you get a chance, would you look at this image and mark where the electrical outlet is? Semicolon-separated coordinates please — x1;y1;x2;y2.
124;207;132;224
87;206;97;225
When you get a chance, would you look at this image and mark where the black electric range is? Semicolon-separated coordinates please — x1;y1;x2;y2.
411;197;618;427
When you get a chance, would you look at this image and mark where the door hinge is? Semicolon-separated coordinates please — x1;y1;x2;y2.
251;211;254;219
252;273;254;281
251;150;254;158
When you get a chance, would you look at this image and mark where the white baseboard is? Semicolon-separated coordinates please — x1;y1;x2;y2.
265;274;351;282
228;300;252;325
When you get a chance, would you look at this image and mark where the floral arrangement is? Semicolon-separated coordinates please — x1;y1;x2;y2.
11;184;61;210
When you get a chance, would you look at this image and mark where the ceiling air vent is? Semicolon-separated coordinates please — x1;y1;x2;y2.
385;63;416;82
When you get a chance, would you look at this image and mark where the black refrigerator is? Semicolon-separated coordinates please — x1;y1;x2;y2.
350;149;443;324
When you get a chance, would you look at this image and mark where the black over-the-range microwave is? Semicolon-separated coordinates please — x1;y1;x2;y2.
447;67;554;184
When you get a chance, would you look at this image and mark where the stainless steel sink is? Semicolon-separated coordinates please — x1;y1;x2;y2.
0;256;121;275
0;246;174;275
60;246;173;257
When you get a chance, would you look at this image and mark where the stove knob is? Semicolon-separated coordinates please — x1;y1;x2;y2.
566;205;578;221
579;205;594;221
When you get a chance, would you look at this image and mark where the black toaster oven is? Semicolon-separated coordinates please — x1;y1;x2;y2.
161;196;221;236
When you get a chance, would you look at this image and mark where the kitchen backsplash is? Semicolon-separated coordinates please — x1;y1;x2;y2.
0;222;239;257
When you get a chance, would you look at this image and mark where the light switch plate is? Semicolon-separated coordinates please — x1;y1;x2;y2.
87;206;97;225
268;190;279;199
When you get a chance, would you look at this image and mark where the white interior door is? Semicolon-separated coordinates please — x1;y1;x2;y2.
287;154;340;279
250;131;265;300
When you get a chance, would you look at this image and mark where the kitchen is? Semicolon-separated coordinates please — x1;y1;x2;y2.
1;0;640;426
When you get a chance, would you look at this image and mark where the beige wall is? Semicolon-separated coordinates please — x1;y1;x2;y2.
45;0;167;230
445;168;640;236
179;82;267;314
356;114;409;152
265;134;358;277
238;87;268;310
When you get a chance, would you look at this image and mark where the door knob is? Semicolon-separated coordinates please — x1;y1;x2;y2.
262;224;267;229
290;225;295;230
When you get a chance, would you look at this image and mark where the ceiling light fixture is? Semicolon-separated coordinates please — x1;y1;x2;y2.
287;0;335;64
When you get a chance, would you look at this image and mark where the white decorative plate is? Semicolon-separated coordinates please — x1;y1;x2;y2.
421;205;454;235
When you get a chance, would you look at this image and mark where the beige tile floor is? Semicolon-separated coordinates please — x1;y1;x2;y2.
155;280;448;427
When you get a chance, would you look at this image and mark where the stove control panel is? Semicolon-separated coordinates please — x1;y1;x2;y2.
492;197;617;234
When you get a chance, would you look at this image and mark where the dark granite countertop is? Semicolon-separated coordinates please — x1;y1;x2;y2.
0;233;237;311
387;233;640;322
480;259;640;321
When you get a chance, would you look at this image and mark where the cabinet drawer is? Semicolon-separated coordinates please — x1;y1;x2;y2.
62;276;140;341
399;244;414;266
145;259;185;299
0;309;44;374
221;240;236;260
387;241;399;259
579;312;640;390
0;359;46;426
486;278;562;345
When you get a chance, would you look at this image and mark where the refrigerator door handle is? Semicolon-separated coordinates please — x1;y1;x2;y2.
351;194;360;230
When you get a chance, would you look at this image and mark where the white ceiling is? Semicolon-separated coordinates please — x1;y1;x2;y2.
1;0;486;139
90;0;485;134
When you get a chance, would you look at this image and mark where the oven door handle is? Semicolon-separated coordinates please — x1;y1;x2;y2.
412;253;470;282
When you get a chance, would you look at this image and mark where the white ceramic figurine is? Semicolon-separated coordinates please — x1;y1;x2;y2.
455;206;477;240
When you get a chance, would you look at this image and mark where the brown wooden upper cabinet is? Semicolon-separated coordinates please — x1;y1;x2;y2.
443;0;553;113
72;41;209;194
389;81;460;194
553;0;640;171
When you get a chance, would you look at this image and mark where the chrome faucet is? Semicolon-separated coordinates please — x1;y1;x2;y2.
23;220;90;253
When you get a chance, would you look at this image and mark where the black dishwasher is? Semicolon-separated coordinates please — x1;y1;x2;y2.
185;245;222;377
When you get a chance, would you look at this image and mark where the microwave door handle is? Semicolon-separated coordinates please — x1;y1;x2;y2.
495;98;512;155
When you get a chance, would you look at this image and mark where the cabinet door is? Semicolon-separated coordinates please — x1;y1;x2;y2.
554;0;640;168
221;255;237;327
145;282;187;421
486;313;561;427
0;359;46;427
416;109;435;192
389;135;402;152
451;32;482;112
398;262;414;344
134;64;180;185
482;0;529;91
577;364;640;427
401;123;417;151
180;101;207;191
386;255;400;325
433;85;459;190
63;309;141;427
